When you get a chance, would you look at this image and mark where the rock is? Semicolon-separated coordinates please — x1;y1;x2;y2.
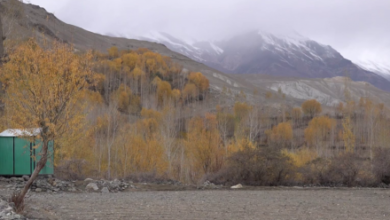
8;203;15;209
35;188;42;192
84;178;94;182
86;182;99;191
101;187;110;193
231;184;243;189
35;179;51;189
109;179;121;190
0;199;25;219
22;175;30;181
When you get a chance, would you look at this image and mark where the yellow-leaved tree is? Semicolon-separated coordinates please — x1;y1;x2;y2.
304;116;336;156
266;122;293;149
302;99;322;118
0;39;94;202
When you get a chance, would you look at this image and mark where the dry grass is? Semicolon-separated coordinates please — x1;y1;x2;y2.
9;191;25;214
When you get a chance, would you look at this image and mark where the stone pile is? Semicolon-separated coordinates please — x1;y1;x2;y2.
0;176;77;193
84;178;134;193
0;176;135;193
0;198;24;220
32;178;77;193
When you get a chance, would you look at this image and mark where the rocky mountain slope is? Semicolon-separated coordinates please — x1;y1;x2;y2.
0;0;250;99
141;31;390;92
1;1;390;107
230;74;390;107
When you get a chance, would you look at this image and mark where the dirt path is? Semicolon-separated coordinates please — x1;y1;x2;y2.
2;187;390;219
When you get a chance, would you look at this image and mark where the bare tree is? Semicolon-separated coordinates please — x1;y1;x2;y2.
159;101;178;176
247;105;261;143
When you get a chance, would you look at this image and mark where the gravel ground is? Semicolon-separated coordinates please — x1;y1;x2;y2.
1;187;389;220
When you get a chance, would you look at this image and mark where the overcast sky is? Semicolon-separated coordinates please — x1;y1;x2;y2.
27;0;390;66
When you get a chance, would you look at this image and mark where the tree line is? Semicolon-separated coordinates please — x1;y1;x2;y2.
1;40;390;205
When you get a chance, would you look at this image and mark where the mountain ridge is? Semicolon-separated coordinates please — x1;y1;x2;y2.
140;30;390;92
2;1;390;107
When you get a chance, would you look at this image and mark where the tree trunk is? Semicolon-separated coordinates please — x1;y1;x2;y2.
17;140;49;201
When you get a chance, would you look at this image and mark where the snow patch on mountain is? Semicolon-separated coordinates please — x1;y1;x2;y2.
210;43;224;55
356;60;390;82
357;60;390;75
256;30;338;62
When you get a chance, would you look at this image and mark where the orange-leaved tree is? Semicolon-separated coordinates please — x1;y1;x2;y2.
302;99;322;118
0;39;94;202
304;116;336;156
266;122;293;149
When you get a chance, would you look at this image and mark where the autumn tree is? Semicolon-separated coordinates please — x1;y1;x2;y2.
233;102;252;139
187;72;209;99
266;122;293;149
0;40;94;202
108;46;119;58
185;114;224;181
291;107;302;126
216;105;235;155
302;99;322;118
343;80;355;153
304;116;336;157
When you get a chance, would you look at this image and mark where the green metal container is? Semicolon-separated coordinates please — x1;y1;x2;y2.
0;129;54;176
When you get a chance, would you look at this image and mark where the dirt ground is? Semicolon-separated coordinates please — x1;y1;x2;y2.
1;186;390;220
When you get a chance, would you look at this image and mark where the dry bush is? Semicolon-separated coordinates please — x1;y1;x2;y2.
55;159;93;180
299;157;330;186
372;148;390;184
208;147;295;186
9;191;25;214
300;153;378;187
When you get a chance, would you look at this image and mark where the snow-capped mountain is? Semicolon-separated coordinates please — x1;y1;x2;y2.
139;30;390;92
356;60;390;81
139;32;224;62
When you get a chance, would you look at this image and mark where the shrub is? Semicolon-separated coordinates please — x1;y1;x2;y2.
372;148;390;184
208;147;295;186
55;159;92;180
9;191;25;214
300;152;378;187
299;157;330;185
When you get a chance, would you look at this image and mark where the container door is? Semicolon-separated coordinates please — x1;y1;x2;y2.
0;137;14;175
32;140;54;175
14;138;32;175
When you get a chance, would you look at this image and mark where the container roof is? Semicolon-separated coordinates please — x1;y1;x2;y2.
0;128;41;137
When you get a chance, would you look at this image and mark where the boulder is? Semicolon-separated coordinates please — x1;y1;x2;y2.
0;198;24;219
101;187;110;194
84;178;94;182
86;182;99;191
231;184;243;189
109;179;121;190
